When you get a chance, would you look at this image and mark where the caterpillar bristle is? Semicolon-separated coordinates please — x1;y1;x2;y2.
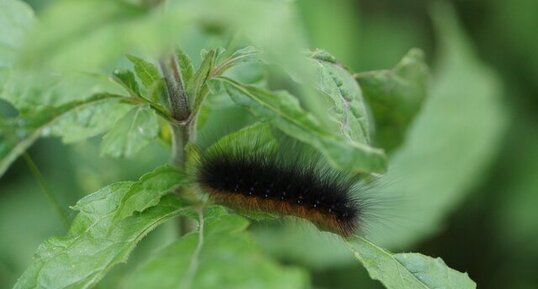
196;144;364;237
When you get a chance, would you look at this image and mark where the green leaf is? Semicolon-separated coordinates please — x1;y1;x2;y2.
365;4;508;248
349;238;476;289
217;77;387;173
176;47;195;88
49;101;132;144
355;49;429;152
126;54;160;89
112;69;141;97
101;104;159;158
206;122;278;155
114;165;188;220
311;49;372;144
13;171;191;289
0;94;125;177
122;206;309;289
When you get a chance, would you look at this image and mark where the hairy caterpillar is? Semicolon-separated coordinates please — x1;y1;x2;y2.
196;136;368;237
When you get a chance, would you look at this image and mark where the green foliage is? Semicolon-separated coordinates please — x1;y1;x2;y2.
0;94;128;176
217;77;387;173
365;4;507;248
13;166;189;289
1;0;510;288
122;207;308;289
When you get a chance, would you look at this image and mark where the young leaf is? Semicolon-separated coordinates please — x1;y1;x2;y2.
13;169;191;289
311;49;372;144
101;104;159;158
121;206;309;289
112;69;141;97
217;77;387;173
188;49;217;114
126;54;160;89
212;46;261;76
355;49;429;152
0;94;126;177
176;47;195;88
349;238;476;289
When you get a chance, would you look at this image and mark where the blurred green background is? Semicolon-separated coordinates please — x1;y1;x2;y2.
1;0;537;288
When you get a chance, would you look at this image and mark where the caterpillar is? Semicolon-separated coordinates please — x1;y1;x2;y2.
196;136;366;237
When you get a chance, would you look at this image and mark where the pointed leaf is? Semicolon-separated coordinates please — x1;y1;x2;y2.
112;69;141;97
176;47;195;87
349;238;476;289
126;54;160;89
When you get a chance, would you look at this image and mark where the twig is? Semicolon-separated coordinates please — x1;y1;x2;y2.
23;153;70;229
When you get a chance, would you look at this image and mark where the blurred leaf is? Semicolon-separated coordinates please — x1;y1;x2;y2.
349;238;476;289
126;54;160;89
355;49;429;152
122;206;309;289
0;94;126;177
311;49;372;144
298;0;360;65
0;0;34;91
115;165;187;220
176;47;195;88
101;104;159;158
17;0;307;73
366;4;507;248
0;1;122;111
13;173;192;289
217;76;387;173
112;69;141;97
2;70;123;112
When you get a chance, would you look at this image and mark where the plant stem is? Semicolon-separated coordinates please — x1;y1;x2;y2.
159;53;191;166
23;153;70;230
170;123;187;168
159;52;197;235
